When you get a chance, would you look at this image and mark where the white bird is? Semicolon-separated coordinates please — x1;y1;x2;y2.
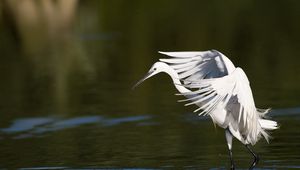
133;50;278;170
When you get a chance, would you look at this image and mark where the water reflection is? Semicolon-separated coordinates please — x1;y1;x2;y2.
270;107;300;117
1;115;152;139
0;108;299;169
1;117;55;133
1;106;294;138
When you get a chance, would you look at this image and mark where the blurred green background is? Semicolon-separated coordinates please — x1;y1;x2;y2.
0;0;300;169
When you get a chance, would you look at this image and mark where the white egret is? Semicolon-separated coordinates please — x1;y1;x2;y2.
133;50;278;170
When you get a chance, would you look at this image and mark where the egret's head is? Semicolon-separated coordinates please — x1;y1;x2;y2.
132;62;168;89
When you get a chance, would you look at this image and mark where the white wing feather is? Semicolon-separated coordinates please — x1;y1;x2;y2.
184;67;265;144
159;50;235;83
184;68;253;117
158;51;208;58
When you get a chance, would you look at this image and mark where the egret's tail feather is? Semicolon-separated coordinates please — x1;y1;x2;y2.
257;108;271;117
259;119;279;130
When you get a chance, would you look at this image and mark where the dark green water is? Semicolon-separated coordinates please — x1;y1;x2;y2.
1;1;300;169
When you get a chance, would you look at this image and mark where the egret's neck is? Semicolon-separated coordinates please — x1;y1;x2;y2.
163;65;191;94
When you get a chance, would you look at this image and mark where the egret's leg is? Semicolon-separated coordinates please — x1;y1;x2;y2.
225;129;235;170
245;144;259;170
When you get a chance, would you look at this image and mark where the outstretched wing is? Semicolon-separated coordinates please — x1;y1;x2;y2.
183;67;256;117
159;50;235;85
182;67;265;144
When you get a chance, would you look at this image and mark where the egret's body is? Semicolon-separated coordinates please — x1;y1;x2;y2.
134;50;278;169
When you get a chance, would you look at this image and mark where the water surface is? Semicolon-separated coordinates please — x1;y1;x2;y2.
0;1;300;169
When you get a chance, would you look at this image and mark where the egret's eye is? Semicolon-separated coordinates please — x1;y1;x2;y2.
153;68;157;71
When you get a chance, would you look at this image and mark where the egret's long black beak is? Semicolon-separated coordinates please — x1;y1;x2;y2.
132;71;154;90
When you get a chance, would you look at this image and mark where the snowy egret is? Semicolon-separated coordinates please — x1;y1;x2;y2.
133;50;278;169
